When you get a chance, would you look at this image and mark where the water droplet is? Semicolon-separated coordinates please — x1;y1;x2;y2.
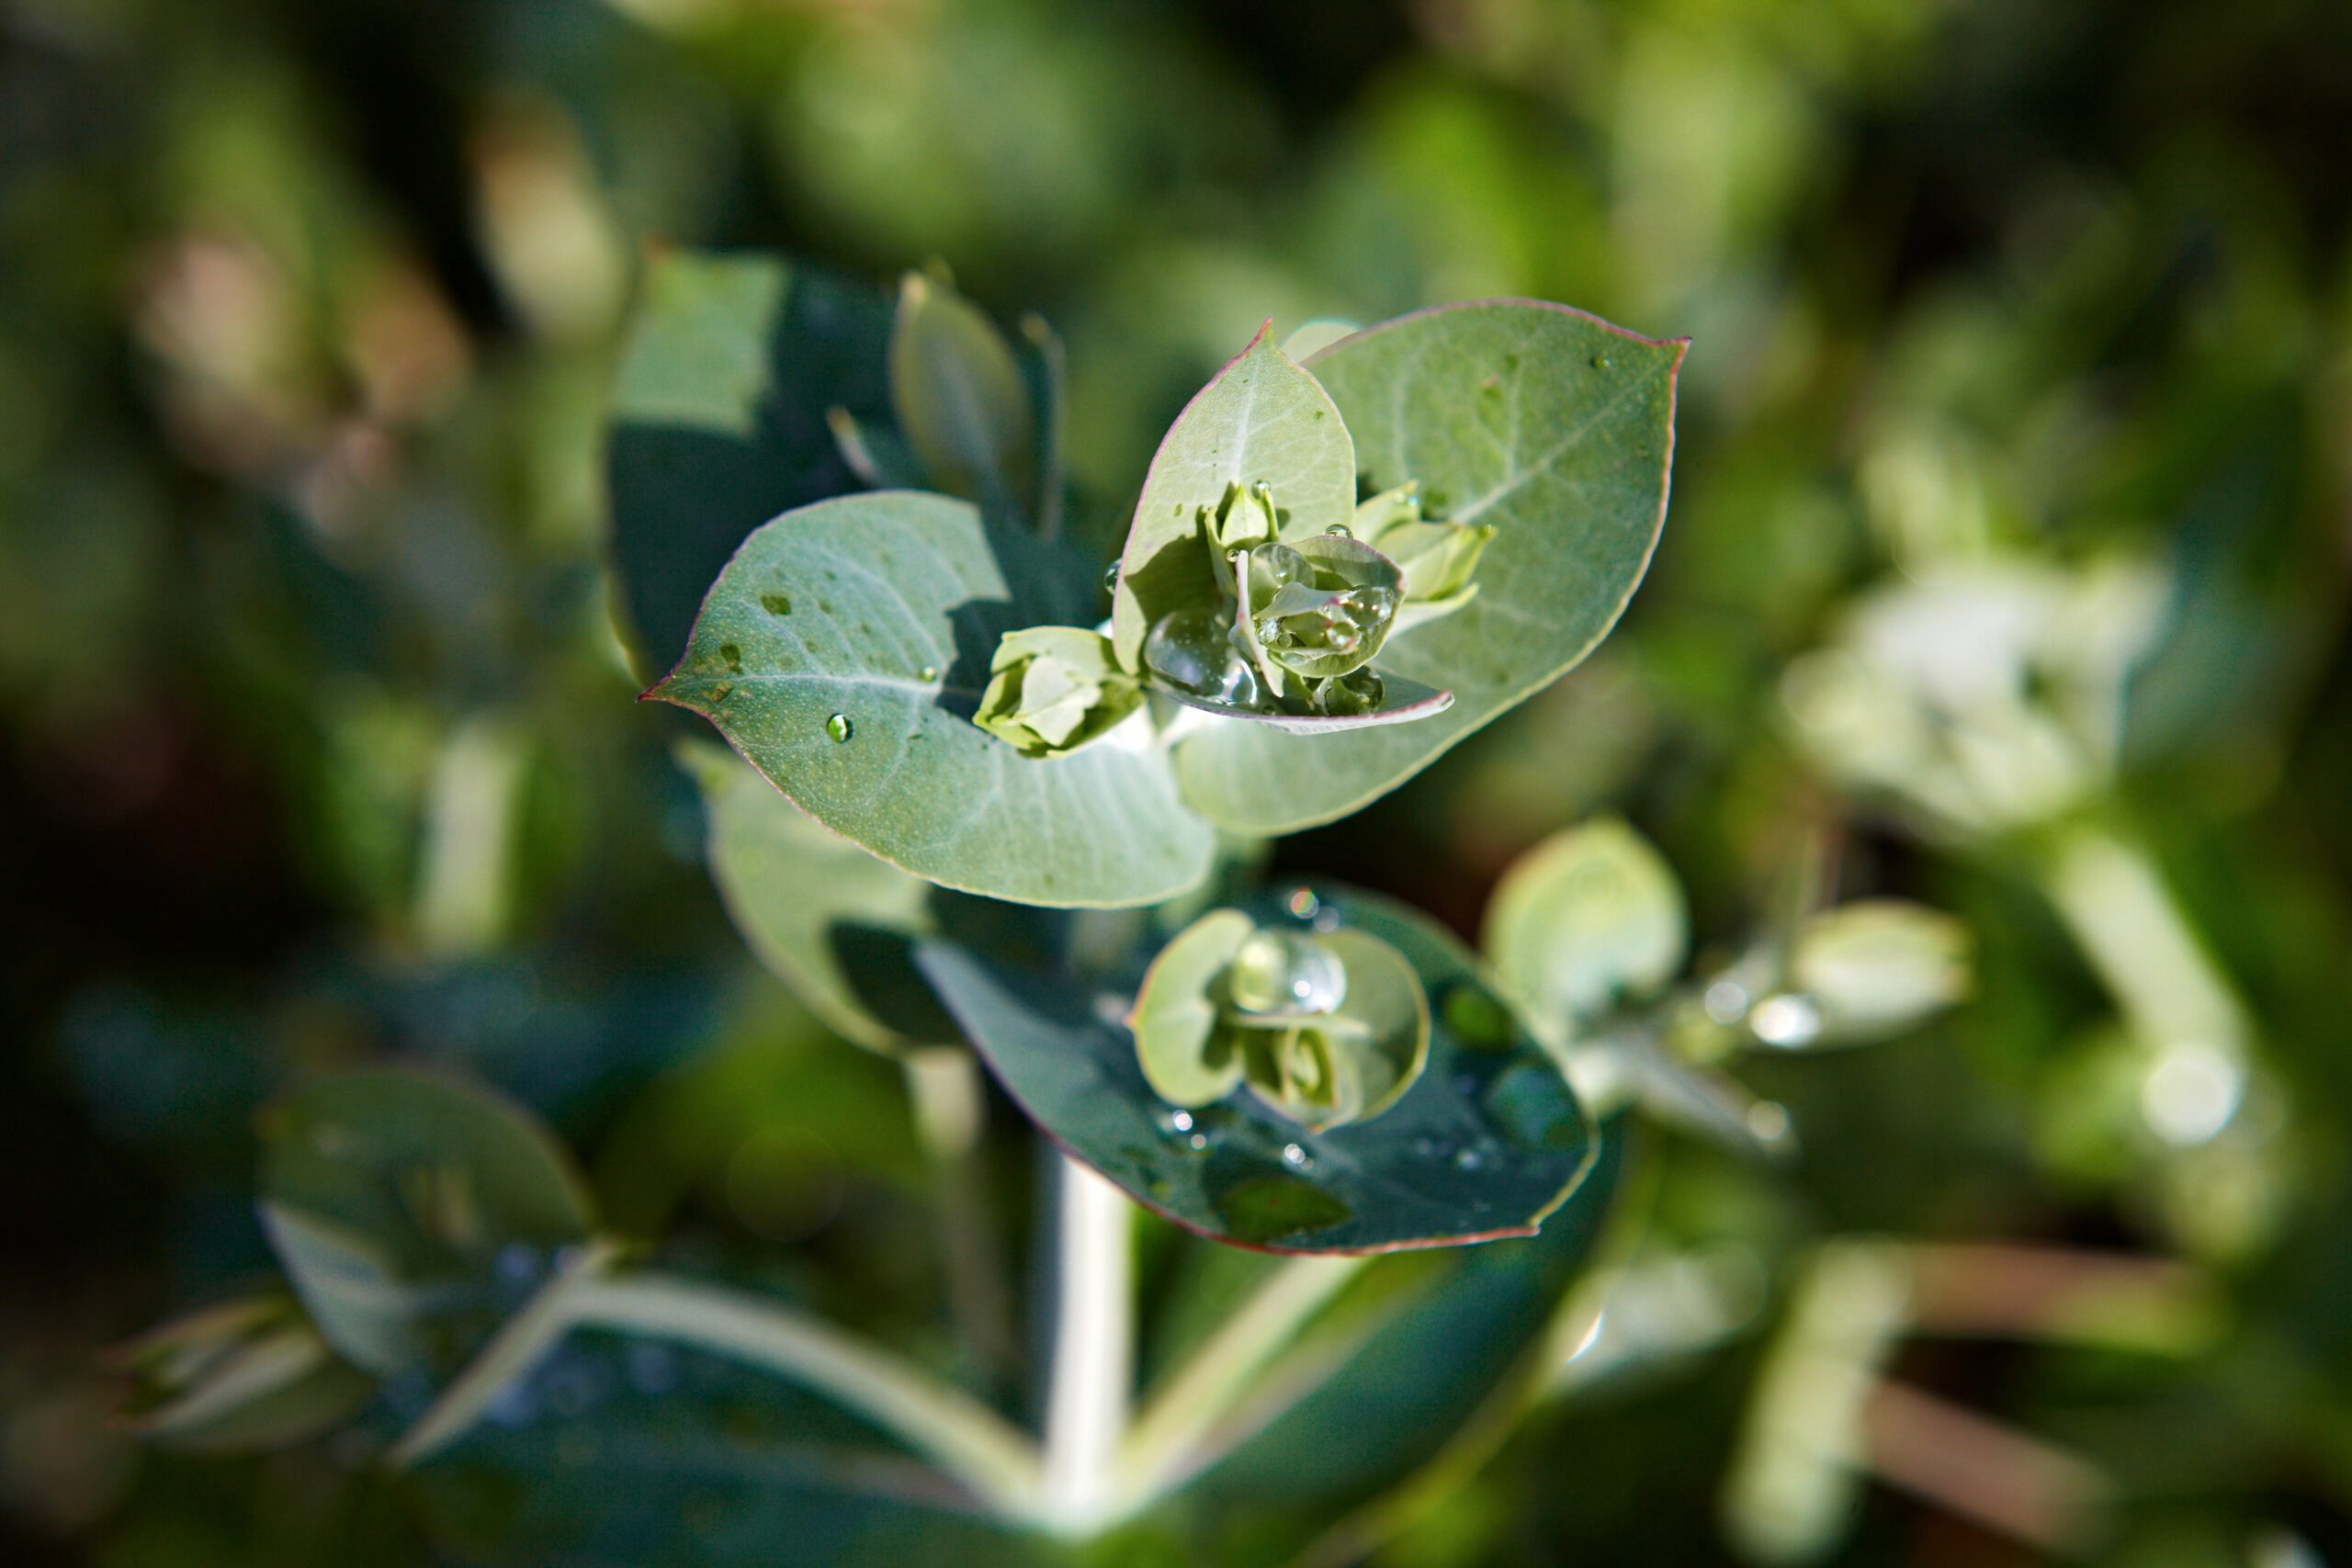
1162;1109;1194;1134
719;643;742;673
918;665;938;682
1591;354;1611;370
1324;523;1351;537
1188;1133;1208;1151
1282;1143;1313;1170
824;713;853;743
1102;561;1121;593
761;592;792;615
1227;930;1347;1015
1284;886;1320;922
1144;607;1260;706
1454;1147;1485;1171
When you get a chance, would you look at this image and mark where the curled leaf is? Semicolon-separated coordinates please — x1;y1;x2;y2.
888;270;1035;517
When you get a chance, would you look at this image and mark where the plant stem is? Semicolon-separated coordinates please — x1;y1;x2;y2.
387;1237;623;1469
1038;1154;1133;1534
2039;822;2248;1049
902;1047;1018;1377
1115;1256;1362;1508
569;1270;1042;1513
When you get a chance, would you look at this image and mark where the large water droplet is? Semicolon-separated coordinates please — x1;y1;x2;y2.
824;713;854;743
1145;607;1260;706
1227;930;1347;1015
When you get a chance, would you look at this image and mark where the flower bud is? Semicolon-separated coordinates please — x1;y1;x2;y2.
974;626;1143;757
1352;484;1495;629
1238;535;1405;682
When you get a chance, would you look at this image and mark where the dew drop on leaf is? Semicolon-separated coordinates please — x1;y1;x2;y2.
918;664;938;682
1281;1142;1313;1171
1324;523;1351;536
1227;930;1347;1014
1102;561;1120;593
718;643;742;672
824;713;853;743
760;592;791;616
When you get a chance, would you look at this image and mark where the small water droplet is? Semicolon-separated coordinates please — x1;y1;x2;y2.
1324;523;1351;537
824;713;853;743
1227;930;1347;1014
1284;887;1320;922
1188;1133;1208;1151
1590;354;1611;370
918;664;938;682
761;592;792;615
1454;1147;1485;1171
1102;561;1121;593
718;642;742;672
1282;1143;1313;1170
1163;1109;1194;1134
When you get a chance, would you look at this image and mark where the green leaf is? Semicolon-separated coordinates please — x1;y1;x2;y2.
918;886;1599;1254
606;250;894;676
646;491;1214;908
888;271;1035;518
1175;1126;1622;1531
257;1068;594;1374
1483;815;1689;1035
1110;324;1356;671
681;739;956;1051
1173;302;1685;833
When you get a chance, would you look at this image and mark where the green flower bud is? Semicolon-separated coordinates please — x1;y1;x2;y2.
1238;535;1405;683
974;626;1143;757
115;1293;372;1451
1354;483;1494;628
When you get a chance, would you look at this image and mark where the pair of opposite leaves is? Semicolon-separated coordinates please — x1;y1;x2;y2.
645;283;1684;908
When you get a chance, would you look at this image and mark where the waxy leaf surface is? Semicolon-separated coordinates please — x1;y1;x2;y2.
1110;326;1355;670
649;491;1213;908
1175;302;1684;832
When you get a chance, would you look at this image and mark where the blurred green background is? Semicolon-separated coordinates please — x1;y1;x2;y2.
4;0;2349;1562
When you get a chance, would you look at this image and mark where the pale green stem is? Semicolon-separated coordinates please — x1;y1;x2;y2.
388;1238;624;1469
387;1250;1040;1513
1114;1256;1363;1509
2039;823;2249;1050
901;1047;1018;1377
568;1271;1042;1512
1038;1155;1134;1534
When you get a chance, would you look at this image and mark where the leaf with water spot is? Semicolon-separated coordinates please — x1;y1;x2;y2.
606;250;896;678
917;886;1600;1253
1109;324;1357;671
1172;302;1685;833
648;491;1214;908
